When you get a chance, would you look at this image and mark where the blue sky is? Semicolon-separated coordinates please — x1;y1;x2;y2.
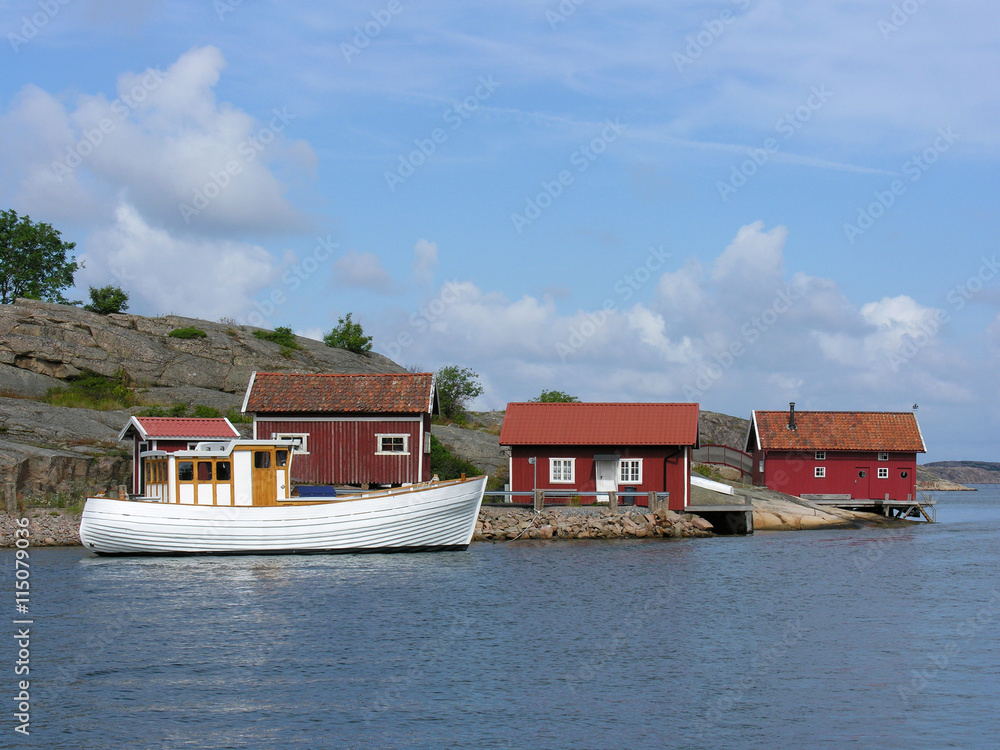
2;0;998;461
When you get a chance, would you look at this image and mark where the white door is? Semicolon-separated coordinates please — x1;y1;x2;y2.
595;460;617;502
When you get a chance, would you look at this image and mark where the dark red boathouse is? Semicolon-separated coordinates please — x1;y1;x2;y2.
241;371;436;486
746;405;926;501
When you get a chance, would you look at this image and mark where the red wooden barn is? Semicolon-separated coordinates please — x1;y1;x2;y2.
499;402;700;511
241;371;436;486
118;416;240;494
745;404;926;501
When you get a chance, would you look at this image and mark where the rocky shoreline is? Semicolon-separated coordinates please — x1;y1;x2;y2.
474;506;713;541
1;508;82;547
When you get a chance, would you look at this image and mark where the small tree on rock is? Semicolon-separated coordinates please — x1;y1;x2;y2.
0;209;78;304
436;365;484;420
84;284;129;315
324;313;372;354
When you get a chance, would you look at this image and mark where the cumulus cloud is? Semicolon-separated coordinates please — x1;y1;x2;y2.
374;221;987;416
332;249;394;292
80;202;277;320
0;46;315;234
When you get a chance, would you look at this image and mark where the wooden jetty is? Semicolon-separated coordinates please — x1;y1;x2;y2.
801;493;936;522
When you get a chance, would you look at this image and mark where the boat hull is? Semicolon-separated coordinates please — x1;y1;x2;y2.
79;477;487;555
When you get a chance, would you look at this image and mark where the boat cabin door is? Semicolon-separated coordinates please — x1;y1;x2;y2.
252;449;277;506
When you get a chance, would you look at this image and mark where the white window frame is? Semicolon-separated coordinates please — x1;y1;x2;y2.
618;458;642;484
815;451;826;460
276;433;309;455
878;467;889;479
815;466;826;478
376;434;409;455
549;458;575;484
878;452;889;462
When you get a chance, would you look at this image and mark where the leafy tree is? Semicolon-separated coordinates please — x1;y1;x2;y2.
436;365;484;420
323;313;372;353
532;389;579;403
429;435;481;480
84;284;129;315
0;209;78;304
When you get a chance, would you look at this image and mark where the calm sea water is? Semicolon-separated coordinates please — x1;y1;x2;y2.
5;487;1000;749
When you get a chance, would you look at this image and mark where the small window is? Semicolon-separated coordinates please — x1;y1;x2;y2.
276;433;309;454
197;461;213;481
815;466;826;478
858;470;867;478
900;470;909;479
276;450;288;467
550;458;575;483
815;451;826;460
216;461;232;481
619;459;642;484
254;451;271;469
878;468;889;479
878;452;889;462
178;461;194;481
376;435;409;454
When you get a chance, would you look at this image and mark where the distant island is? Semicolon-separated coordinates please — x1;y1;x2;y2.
921;461;1000;485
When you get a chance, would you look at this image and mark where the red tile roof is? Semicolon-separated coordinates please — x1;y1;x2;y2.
751;410;925;452
121;417;239;441
499;402;700;446
242;372;434;414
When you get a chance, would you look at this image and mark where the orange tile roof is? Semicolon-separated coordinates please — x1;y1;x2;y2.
752;410;925;452
122;417;239;440
243;372;434;414
499;402;700;446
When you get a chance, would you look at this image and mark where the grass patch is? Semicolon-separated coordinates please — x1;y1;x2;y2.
44;368;137;411
253;326;300;350
168;327;207;339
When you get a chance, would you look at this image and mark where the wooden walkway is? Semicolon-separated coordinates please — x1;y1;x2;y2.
803;494;936;522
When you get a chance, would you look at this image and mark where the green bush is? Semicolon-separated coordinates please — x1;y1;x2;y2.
169;327;207;339
192;404;221;418
84;284;130;315
253;326;300;349
429;435;481;480
324;313;372;353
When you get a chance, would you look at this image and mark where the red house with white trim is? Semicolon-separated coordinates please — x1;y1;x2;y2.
118;416;240;494
241;371;436;486
745;404;926;501
499;402;700;511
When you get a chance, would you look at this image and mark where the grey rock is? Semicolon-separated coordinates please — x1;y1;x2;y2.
431;423;504;475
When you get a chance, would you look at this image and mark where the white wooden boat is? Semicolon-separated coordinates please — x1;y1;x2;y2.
79;439;486;555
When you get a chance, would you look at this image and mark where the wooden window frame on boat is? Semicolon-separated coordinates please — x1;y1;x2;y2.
375;434;409;455
174;456;235;506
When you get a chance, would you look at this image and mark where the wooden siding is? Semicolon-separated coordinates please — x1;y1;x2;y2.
256;418;425;485
755;450;918;501
509;445;688;511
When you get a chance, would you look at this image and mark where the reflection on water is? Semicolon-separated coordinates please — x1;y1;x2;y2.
10;487;1000;749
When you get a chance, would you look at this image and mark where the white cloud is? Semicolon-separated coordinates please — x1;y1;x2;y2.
81;202;277;320
412;239;438;285
0;46;315;235
332;250;394;292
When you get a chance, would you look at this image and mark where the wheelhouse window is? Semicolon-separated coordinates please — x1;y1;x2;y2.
177;461;194;481
254;451;271;469
197;461;213;481
878;468;889;479
376;434;409;454
216;461;232;481
276;450;288;467
878;452;889;462
815;451;826;460
815;466;826;478
550;458;575;484
619;459;642;484
276;433;309;454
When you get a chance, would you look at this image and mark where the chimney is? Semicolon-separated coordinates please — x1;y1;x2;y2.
788;402;796;431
